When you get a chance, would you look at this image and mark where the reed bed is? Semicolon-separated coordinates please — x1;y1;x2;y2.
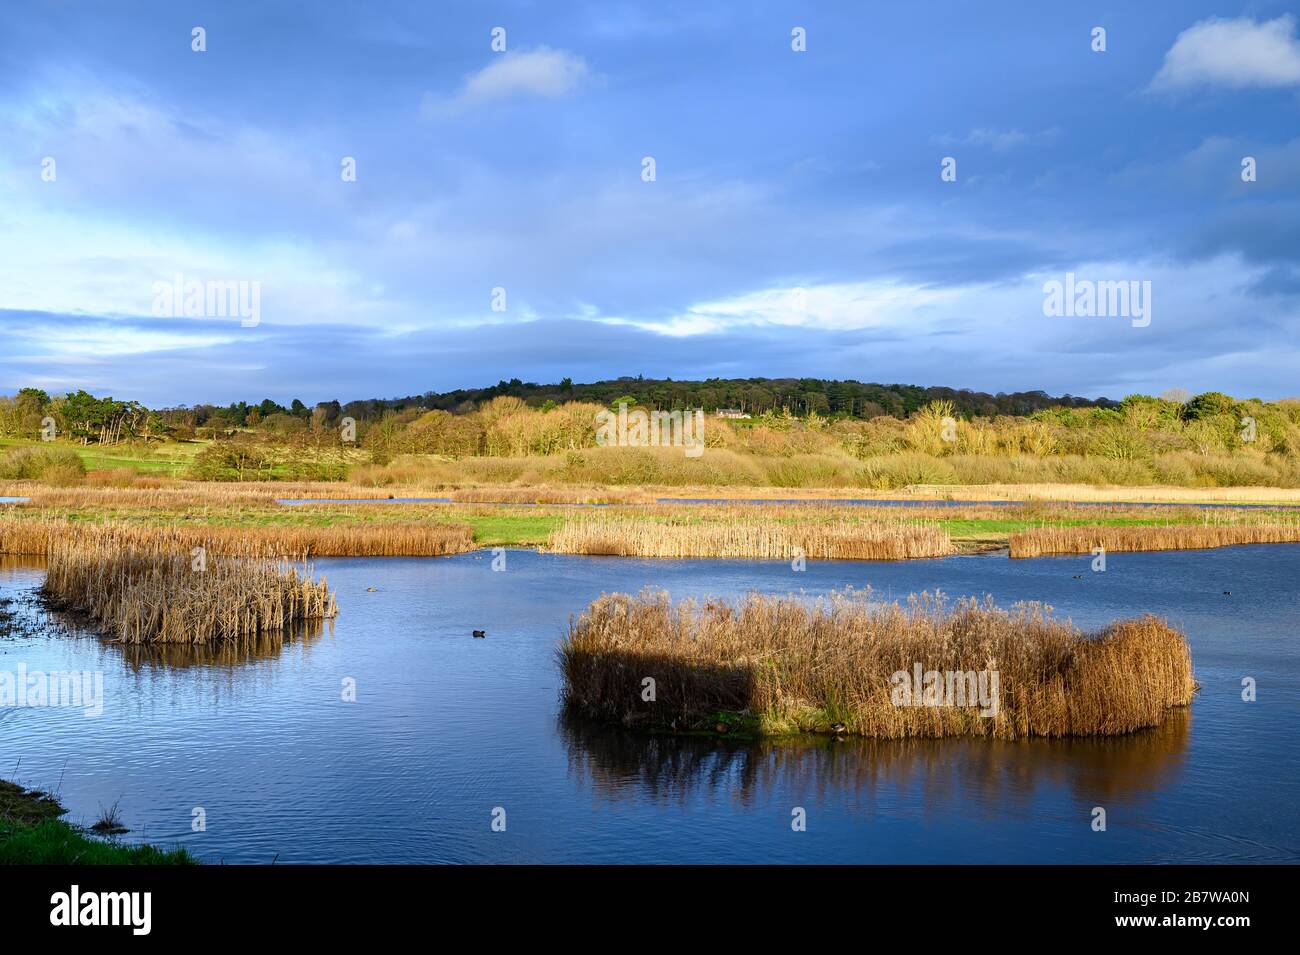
546;515;953;560
927;483;1300;505
1009;522;1300;557
0;480;396;510
558;499;1293;528
448;485;650;505
560;590;1195;739
42;537;337;644
0;517;475;559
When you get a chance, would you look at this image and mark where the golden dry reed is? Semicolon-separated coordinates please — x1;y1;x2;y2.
448;485;651;504
0;517;474;559
547;516;952;560
1009;522;1300;557
42;537;337;645
560;590;1195;739
0;480;396;509
941;483;1300;505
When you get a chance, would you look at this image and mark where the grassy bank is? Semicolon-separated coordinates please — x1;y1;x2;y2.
0;436;203;477
0;781;194;864
560;590;1195;739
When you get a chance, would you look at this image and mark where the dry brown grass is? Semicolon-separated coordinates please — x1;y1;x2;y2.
0;480;397;510
42;537;337;644
1009;522;1300;557
918;483;1300;505
9;475;1300;510
448;485;651;505
0;517;474;559
560;590;1195;739
547;515;952;560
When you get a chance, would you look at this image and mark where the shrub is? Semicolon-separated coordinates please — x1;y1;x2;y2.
187;442;277;481
0;446;86;483
856;453;958;489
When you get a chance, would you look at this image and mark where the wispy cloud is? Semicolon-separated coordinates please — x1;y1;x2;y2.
935;128;1059;152
603;281;965;337
8;251;1296;403
1151;15;1300;92
0;3;1296;402
421;47;590;117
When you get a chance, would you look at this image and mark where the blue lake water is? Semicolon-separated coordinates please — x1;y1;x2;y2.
1;545;1297;864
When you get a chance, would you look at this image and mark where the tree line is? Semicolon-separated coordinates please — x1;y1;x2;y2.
5;377;1272;447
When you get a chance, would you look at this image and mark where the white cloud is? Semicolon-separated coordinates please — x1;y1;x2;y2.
8;322;237;361
0;81;399;330
587;257;1297;375
1151;15;1300;91
0;202;380;329
0;81;333;214
598;281;966;337
422;47;589;117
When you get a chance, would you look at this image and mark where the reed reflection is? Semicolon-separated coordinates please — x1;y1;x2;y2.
559;707;1189;818
110;619;331;671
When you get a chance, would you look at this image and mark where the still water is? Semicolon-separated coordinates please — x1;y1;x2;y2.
1;546;1297;864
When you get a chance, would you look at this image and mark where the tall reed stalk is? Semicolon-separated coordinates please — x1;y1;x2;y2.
42;537;337;644
1009;522;1300;557
547;516;952;560
0;517;474;559
560;589;1195;739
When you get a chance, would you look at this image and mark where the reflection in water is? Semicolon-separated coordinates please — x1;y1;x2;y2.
4;545;1295;863
560;707;1189;817
0;555;43;573
111;620;331;671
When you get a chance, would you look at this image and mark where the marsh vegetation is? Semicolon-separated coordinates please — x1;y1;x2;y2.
1010;521;1300;557
41;535;338;644
548;514;953;560
560;590;1195;739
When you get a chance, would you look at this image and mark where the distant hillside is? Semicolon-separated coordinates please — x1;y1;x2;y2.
354;377;1116;421
1;377;1121;439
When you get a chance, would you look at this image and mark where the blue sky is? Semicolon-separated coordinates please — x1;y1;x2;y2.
1;1;1298;406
